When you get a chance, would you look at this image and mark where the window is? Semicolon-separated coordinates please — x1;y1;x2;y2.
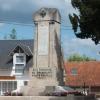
15;64;25;68
13;53;26;68
16;56;24;63
0;81;17;95
71;68;78;75
2;82;7;93
15;64;24;75
14;81;17;89
24;81;28;86
8;81;13;91
15;69;24;75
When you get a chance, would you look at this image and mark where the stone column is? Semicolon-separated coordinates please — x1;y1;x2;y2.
26;8;64;96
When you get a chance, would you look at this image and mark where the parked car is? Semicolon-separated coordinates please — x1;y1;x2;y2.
45;86;83;96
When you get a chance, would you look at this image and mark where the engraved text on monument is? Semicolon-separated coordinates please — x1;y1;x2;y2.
38;24;49;55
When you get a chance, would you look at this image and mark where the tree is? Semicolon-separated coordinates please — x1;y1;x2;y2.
9;28;17;39
69;0;100;44
3;35;7;39
67;53;96;62
3;28;17;40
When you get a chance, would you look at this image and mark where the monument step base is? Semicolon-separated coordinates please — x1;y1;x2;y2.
22;86;45;96
22;85;57;96
0;96;96;100
0;96;68;100
28;77;59;86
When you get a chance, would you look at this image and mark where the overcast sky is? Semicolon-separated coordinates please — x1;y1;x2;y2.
0;0;66;23
0;0;100;60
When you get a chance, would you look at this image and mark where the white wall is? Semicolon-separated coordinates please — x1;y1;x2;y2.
0;53;31;91
0;68;12;76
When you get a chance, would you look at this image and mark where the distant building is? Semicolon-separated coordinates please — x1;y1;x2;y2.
65;61;100;94
1;39;100;96
0;40;33;95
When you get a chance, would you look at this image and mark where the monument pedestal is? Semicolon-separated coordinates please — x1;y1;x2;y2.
24;67;58;96
23;8;64;96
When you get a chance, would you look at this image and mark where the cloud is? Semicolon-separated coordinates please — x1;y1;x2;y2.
0;0;78;26
71;38;95;46
0;0;69;24
62;36;100;60
0;23;5;27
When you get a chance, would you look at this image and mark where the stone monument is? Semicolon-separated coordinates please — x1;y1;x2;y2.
24;8;64;96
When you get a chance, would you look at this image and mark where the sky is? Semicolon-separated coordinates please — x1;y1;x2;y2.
0;0;100;60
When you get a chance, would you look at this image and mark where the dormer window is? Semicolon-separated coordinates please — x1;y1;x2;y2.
13;53;26;65
13;53;26;76
15;64;24;76
16;56;24;63
9;45;33;76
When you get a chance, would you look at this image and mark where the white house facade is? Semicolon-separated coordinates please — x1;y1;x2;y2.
0;40;33;95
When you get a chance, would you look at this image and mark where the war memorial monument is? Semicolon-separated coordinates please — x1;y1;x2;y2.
23;8;64;96
0;7;96;100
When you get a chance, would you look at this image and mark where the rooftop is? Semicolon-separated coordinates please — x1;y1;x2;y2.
0;39;33;68
65;61;100;87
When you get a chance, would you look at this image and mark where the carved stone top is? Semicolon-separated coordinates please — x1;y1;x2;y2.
33;8;61;23
40;8;47;18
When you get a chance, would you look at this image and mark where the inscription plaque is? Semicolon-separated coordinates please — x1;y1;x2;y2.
38;24;49;55
32;68;52;78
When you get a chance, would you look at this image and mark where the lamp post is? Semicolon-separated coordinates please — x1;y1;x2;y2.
83;82;86;94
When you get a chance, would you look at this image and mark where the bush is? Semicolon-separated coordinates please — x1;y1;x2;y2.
4;91;11;96
11;92;16;96
11;92;23;96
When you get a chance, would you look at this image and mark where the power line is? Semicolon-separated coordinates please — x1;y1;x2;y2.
0;21;72;28
0;17;73;27
0;21;35;27
0;17;69;23
0;20;74;31
61;25;72;27
61;28;72;30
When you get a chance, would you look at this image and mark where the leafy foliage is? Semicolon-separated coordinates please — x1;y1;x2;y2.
9;28;17;39
67;53;96;62
69;0;100;44
4;28;17;40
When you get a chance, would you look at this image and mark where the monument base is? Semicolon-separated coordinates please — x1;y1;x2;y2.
21;67;61;96
21;66;64;96
22;77;58;96
22;86;57;96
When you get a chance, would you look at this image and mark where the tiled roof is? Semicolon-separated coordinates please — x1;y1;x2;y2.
0;40;33;68
64;61;100;87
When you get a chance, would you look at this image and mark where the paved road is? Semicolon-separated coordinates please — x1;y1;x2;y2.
97;98;100;100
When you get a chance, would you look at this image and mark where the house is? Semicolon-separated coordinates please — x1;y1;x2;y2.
65;61;100;94
0;40;33;95
1;39;100;96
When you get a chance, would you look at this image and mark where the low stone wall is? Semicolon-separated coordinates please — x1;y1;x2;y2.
0;96;97;100
74;96;96;100
0;96;66;100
